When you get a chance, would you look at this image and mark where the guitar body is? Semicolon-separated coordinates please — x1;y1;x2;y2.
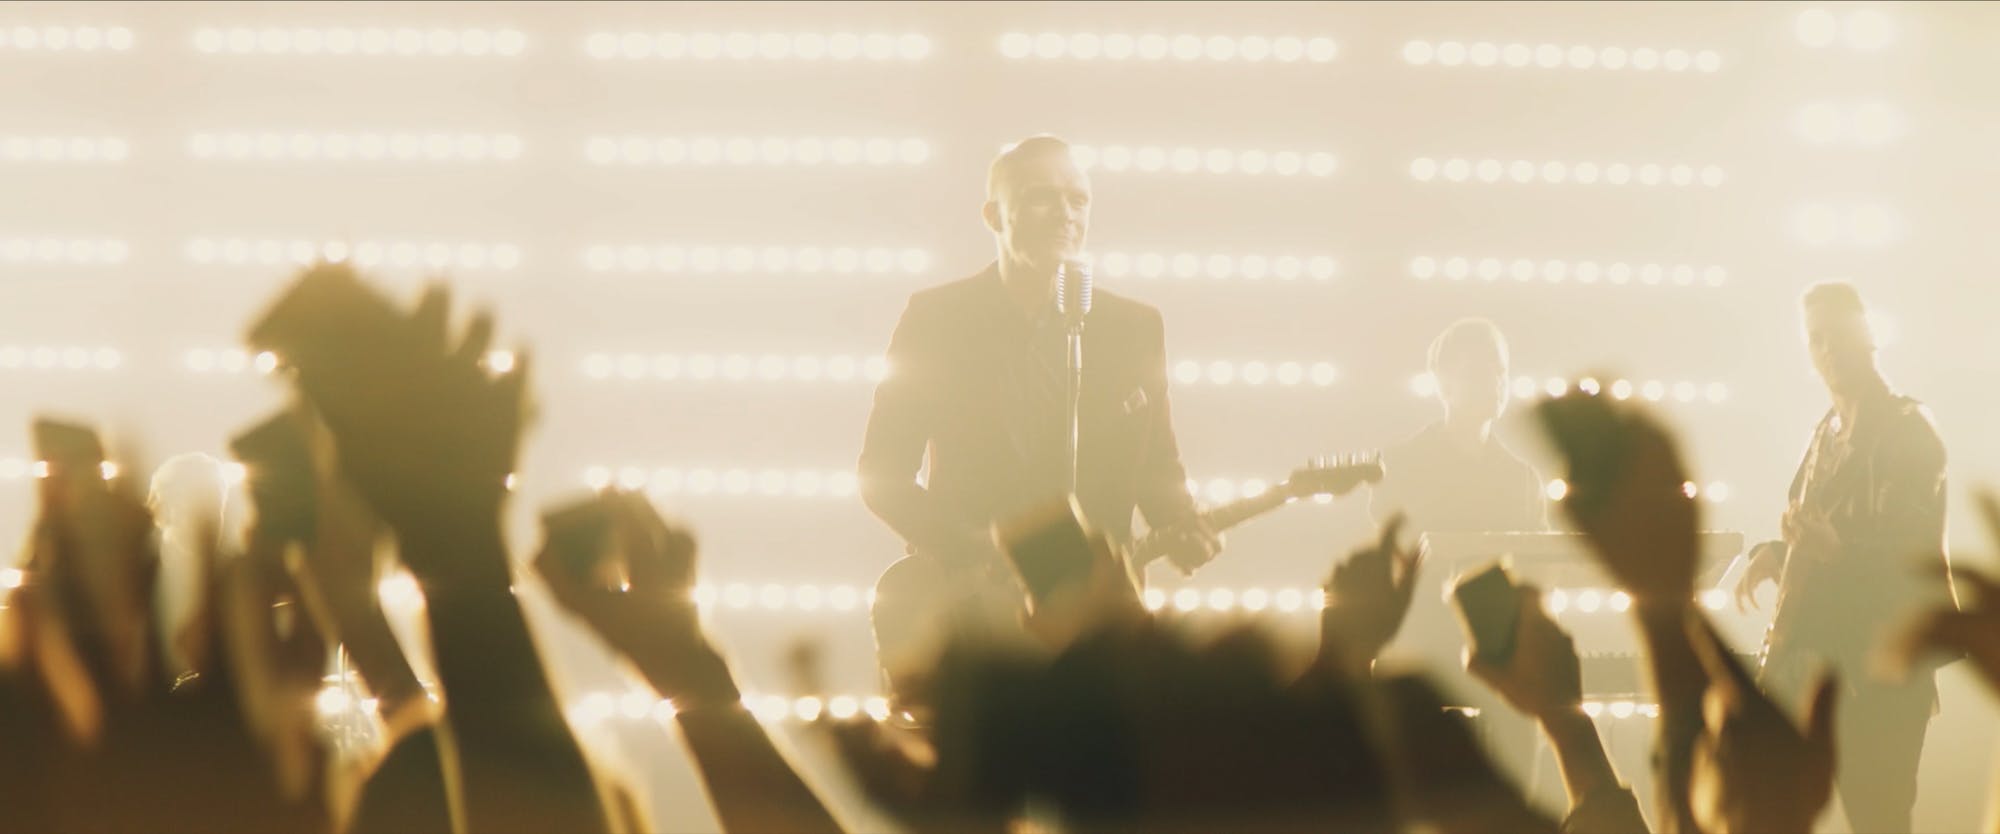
868;454;1385;705
870;552;1026;702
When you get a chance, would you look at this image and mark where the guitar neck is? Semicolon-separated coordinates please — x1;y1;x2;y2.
1198;486;1296;534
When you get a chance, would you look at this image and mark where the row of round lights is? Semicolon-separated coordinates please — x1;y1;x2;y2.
1545;477;1732;504
0;136;129;163
1792;100;1904;147
0;346;122;371
581;352;889;384
1069;144;1337;177
1402;40;1721;72
582;244;930;276
185;238;523;270
565;691;898;728
1092;251;1336;282
1144;586;1328;614
1547;587;1731;615
1583;701;1662;720
187;132;523;162
999;32;1337;63
591;581;1736;621
1794;8;1898;51
1791;203;1901;248
1482;375;1730;405
1410;256;1726;287
193;27;527;57
0;238;129;265
0;25;134;51
184;348;280;375
1410;157;1725;188
585;31;929;62
0;459;123;481
584;135;930;167
1171;359;1339;388
587;466;863;499
694;582;875;613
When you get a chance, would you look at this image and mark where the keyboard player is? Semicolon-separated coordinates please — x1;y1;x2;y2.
1368;318;1550;791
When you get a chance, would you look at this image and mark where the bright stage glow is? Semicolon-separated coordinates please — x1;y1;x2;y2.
0;135;129;163
1070;144;1335;177
1403;39;1719;72
1410;157;1723;188
0;238;129;266
585;135;929;167
193;26;526;57
186;132;523;162
1093;250;1336;282
1003;32;1334;62
185;237;521;270
1409;255;1725;287
582;244;930;275
0;345;122;373
0;25;135;52
586;31;929;61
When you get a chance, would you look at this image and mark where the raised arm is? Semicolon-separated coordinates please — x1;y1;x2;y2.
534;492;843;834
264;273;609;834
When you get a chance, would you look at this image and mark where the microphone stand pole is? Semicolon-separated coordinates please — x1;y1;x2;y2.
1065;319;1083;494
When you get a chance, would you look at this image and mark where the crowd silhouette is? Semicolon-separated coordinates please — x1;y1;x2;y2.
0;262;1993;834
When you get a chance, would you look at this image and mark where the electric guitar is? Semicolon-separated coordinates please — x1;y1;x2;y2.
868;454;1385;702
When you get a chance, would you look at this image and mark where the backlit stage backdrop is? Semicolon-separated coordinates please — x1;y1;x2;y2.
2;3;1996;830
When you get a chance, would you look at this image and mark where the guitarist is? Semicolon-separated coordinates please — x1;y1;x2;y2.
857;135;1220;640
1733;282;1953;833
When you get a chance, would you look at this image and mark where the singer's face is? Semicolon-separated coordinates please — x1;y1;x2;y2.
994;153;1091;271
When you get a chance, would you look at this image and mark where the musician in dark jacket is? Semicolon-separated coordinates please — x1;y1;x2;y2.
858;135;1218;577
1735;281;1955;833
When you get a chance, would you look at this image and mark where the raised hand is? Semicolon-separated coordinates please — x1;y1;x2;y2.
1318;514;1425;671
1687;616;1839;834
251;267;530;575
1537;392;1699;605
532;491;735;707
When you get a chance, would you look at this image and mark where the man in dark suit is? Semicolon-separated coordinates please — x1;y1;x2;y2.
859;134;1219;586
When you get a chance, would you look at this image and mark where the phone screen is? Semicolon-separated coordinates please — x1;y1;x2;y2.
994;497;1099;611
1452;562;1522;666
542;497;616;583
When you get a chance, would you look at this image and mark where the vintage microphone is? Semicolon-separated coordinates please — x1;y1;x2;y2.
1055;257;1092;493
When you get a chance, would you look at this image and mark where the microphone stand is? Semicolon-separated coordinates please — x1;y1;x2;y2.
1065;316;1083;495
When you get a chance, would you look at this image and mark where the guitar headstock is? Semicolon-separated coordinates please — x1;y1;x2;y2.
1283;452;1385;499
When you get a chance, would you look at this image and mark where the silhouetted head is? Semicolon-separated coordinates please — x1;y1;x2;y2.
985;136;1091;276
1428;318;1511;425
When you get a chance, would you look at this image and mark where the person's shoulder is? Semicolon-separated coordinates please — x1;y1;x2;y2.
1883;394;1945;451
1381;422;1447;464
903;266;999;314
1087;287;1162;328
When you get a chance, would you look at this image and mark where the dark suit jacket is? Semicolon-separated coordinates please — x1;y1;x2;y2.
858;265;1200;559
1765;391;1955;692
